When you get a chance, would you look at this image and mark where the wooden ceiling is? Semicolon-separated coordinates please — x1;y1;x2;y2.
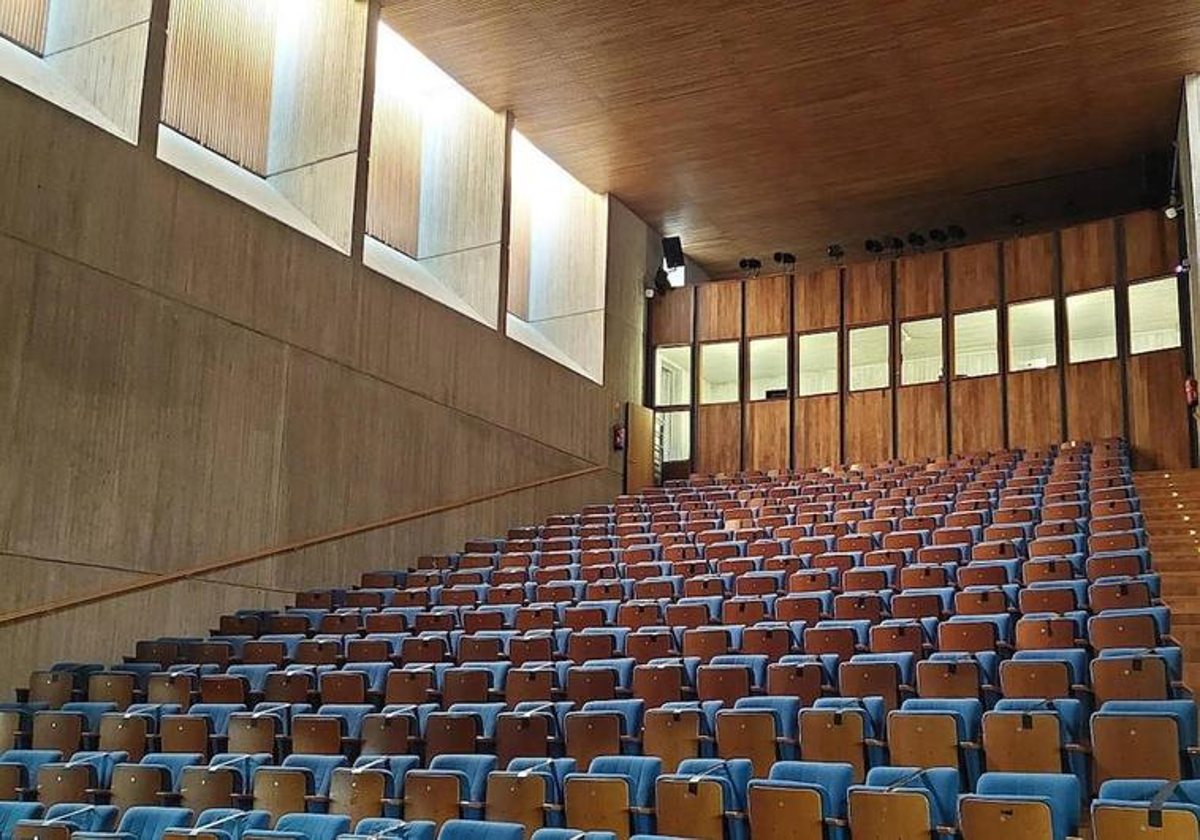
379;1;1200;276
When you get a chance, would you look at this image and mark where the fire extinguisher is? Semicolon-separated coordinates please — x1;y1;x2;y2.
1186;378;1198;408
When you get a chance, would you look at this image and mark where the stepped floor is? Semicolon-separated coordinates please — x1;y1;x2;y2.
1134;468;1200;689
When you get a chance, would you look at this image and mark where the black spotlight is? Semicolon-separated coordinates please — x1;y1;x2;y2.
886;236;905;253
827;244;845;261
773;252;796;268
864;239;883;255
651;267;671;295
739;257;762;278
907;232;927;249
947;225;966;241
662;236;685;270
928;228;947;245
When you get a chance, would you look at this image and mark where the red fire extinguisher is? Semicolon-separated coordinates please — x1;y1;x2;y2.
612;424;626;451
1186;378;1198;408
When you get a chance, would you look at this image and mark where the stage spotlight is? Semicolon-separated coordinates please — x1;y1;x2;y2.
651;267;671;295
662;236;685;269
886;236;905;252
740;257;762;278
928;228;947;244
947;225;966;241
773;252;796;268
907;232;926;249
827;244;845;260
864;239;883;254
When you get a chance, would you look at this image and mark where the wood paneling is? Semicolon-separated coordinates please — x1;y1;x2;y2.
696;403;742;474
1007;368;1063;449
1124;209;1180;282
0;81;648;698
1061;218;1117;293
1128;350;1191;470
162;0;278;174
697;280;743;341
897;382;946;461
745;400;789;472
625;404;655;492
382;2;1199;274
947;242;1000;311
951;375;1004;454
845;261;892;326
746;274;790;337
0;0;48;53
1065;358;1123;442
796;268;840;332
897;252;944;319
650;287;694;346
1003;232;1056;302
794;394;839;470
845;389;893;465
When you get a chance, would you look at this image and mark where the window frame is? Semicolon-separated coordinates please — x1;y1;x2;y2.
1127;275;1183;356
653;343;693;409
655;408;692;464
1065;287;1118;364
748;335;790;402
698;340;742;405
847;322;892;393
898;316;945;387
795;329;840;397
951;306;1001;380
1007;297;1059;373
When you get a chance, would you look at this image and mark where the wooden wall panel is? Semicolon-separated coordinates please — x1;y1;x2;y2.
897;383;946;461
0;0;49;53
650;287;694;346
697;281;743;341
794;395;839;469
162;0;278;175
1061;218;1117;293
795;268;840;331
1065;358;1122;442
366;75;423;256
845;261;892;326
1124;209;1180;282
845;389;893;465
1004;232;1056;302
1128;350;1191;470
947;242;1000;311
1007;368;1062;449
745;400;789;472
696;403;742;474
951;375;1004;454
896;252;944;319
746;274;790;337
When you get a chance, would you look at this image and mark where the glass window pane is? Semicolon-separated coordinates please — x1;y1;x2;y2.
1129;277;1182;354
654;346;692;407
699;342;740;404
797;331;839;396
953;309;999;377
749;337;788;400
1008;298;1057;371
900;318;943;385
656;410;690;463
849;325;890;391
1066;288;1117;363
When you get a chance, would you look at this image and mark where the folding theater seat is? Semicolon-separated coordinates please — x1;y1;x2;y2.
67;806;193;840
958;772;1081;840
715;697;799;777
745;760;852;840
0;802;42;838
250;755;348;823
654;758;751;840
564;701;643;771
291;705;375;755
696;655;768;707
998;649;1089;699
797;698;887;783
1090;646;1180;705
642;701;718;772
160;705;246;757
107;752;203;813
421;703;505;760
241;813;351;840
563;756;661;840
1088;607;1171;650
915;651;1000;701
361;703;437;757
435;820;525;840
1091;700;1199;788
33;751;126;807
846;766;959;839
339;817;436;840
11;802;120;840
838;653;915;712
886;699;984;789
176;753;272;815
485;757;576;835
494;702;572;767
403;754;497;827
0;750;63;801
567;659;637;706
1091;779;1200;839
980;699;1087;784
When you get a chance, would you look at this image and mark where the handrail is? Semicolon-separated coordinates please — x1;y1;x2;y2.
0;463;606;628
